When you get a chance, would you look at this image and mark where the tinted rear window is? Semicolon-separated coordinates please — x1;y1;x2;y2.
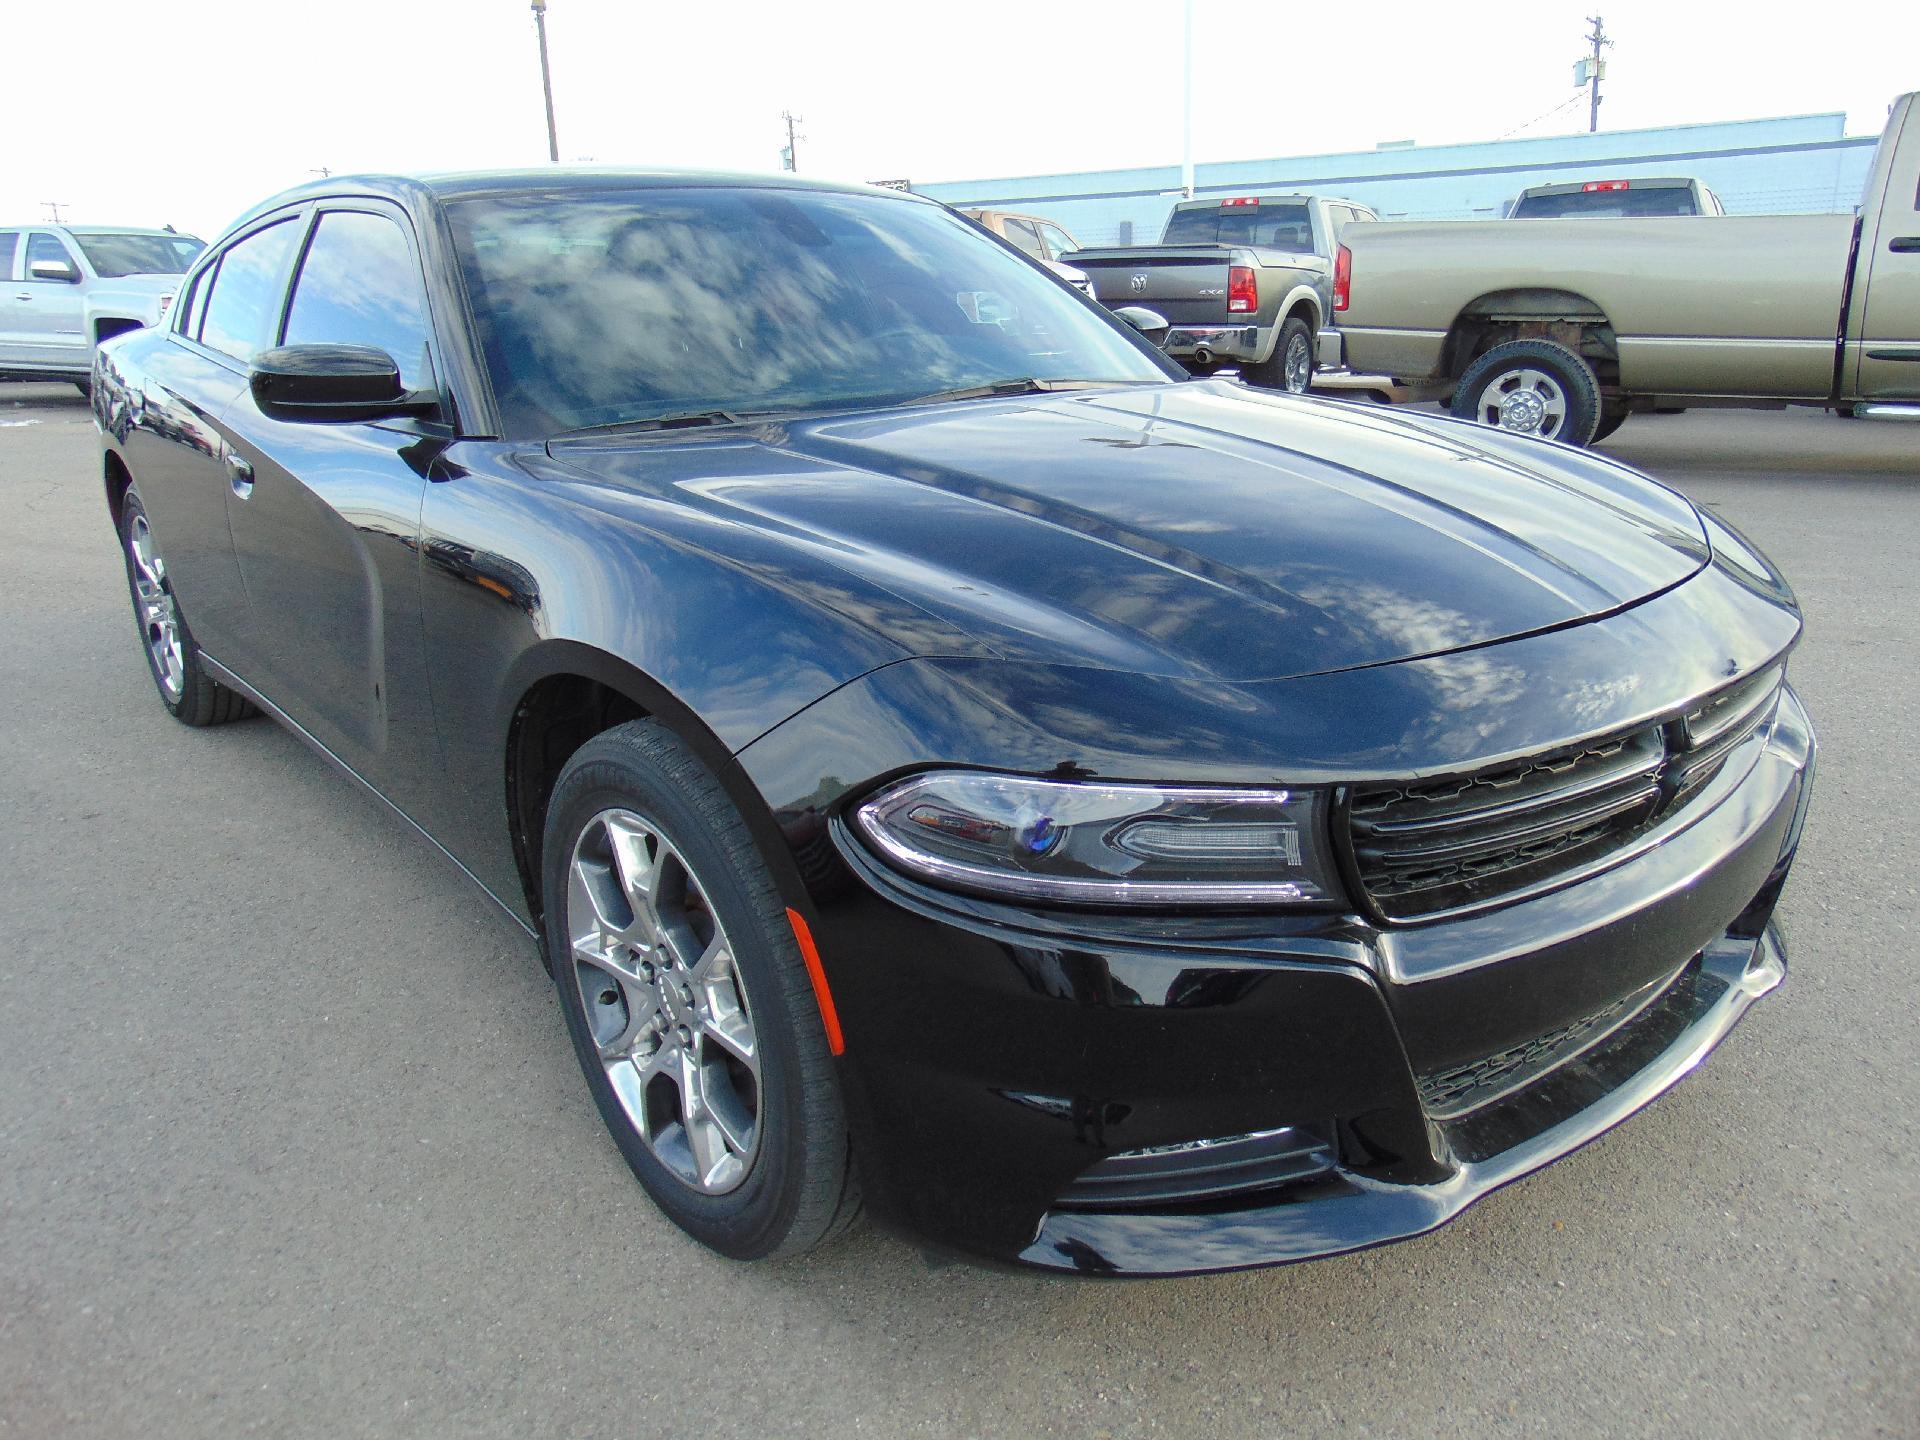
1511;188;1700;218
1161;202;1314;250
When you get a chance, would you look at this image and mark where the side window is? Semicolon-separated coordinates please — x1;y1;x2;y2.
199;219;300;363
26;232;79;280
177;261;215;338
1324;207;1351;242
1000;217;1047;261
0;231;17;278
1037;222;1078;260
281;210;434;391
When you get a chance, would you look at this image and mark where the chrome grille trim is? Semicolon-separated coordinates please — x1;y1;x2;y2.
1346;666;1785;922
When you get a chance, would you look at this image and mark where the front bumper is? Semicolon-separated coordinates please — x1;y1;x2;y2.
797;684;1814;1276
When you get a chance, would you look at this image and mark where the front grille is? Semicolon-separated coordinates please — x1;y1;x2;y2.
1417;967;1679;1117
1348;666;1782;921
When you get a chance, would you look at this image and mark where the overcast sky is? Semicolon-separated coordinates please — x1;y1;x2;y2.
8;0;1916;239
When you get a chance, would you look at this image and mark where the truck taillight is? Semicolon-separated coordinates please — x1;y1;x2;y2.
1333;245;1351;312
1582;179;1630;192
1228;265;1257;313
1221;196;1259;207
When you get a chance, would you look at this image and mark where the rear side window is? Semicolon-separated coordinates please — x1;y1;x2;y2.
199;219;300;362
177;262;214;338
1036;221;1078;259
282;210;435;391
0;231;17;278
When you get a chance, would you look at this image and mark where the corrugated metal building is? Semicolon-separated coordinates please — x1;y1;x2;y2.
913;112;1878;247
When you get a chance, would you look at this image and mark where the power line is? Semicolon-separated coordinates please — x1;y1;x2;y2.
1495;91;1587;142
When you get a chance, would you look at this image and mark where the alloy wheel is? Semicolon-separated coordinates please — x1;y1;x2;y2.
566;807;762;1194
127;513;185;700
1284;331;1313;393
1475;367;1568;439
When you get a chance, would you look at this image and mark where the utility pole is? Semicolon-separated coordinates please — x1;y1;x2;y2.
531;0;560;162
1180;0;1195;198
781;111;803;172
1583;14;1612;133
42;201;65;222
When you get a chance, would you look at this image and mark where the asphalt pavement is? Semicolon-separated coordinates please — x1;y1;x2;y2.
2;382;1915;1438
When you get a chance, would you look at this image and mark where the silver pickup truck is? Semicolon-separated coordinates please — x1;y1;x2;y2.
1064;194;1376;392
1339;92;1920;444
0;225;203;394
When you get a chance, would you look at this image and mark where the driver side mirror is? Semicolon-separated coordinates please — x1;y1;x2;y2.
249;344;438;424
1112;305;1170;350
29;258;78;283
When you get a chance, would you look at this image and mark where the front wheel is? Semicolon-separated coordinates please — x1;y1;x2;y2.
1250;315;1315;395
543;719;860;1260
1450;339;1603;446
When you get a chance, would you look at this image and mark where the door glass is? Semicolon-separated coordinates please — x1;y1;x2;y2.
1037;223;1079;260
1000;218;1047;260
0;232;18;278
199;219;300;362
26;233;78;279
282;211;434;390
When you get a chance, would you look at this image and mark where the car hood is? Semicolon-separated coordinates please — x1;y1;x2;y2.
548;380;1710;683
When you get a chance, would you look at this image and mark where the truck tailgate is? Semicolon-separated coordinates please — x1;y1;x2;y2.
1063;246;1232;325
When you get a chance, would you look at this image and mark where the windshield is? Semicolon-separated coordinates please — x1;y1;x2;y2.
71;232;204;277
1161;202;1314;251
1510;188;1699;218
444;186;1172;436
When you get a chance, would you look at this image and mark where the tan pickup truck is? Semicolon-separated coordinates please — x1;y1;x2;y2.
1337;91;1920;445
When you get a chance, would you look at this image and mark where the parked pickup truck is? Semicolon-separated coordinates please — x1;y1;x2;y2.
1338;92;1920;445
0;225;203;394
960;209;1098;301
1065;194;1377;393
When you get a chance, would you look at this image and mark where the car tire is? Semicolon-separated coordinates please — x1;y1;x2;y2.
1251;314;1315;395
118;486;257;727
1450;339;1603;446
1592;404;1630;443
542;719;861;1261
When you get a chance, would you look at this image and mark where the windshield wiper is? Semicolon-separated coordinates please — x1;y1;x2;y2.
554;408;788;439
895;377;1150;407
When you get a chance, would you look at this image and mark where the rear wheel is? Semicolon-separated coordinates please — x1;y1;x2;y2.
1450;339;1603;446
118;486;256;726
1251;314;1315;395
543;719;860;1260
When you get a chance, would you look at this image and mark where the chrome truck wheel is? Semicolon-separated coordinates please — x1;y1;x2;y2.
1449;338;1603;446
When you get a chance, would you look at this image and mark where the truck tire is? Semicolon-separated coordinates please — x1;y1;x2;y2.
1450;339;1602;446
1592;405;1630;443
1250;315;1315;395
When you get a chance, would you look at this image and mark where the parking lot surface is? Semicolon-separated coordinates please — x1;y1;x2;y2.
2;382;1915;1438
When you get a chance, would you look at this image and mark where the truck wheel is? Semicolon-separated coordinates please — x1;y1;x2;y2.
1251;315;1315;395
1592;405;1629;443
1450;339;1602;446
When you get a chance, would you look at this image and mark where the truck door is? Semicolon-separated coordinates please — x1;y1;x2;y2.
1852;96;1920;399
13;232;89;369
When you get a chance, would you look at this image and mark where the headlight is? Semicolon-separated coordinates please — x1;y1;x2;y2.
851;772;1338;906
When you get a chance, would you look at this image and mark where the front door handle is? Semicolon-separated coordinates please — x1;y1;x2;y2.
13;292;30;301
1891;236;1920;253
225;451;255;498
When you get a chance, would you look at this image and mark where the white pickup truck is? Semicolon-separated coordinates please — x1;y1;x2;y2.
0;225;203;394
1337;92;1920;445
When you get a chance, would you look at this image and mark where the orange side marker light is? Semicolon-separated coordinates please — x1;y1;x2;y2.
786;907;845;1056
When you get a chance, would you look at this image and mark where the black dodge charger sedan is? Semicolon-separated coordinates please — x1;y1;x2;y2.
92;169;1814;1276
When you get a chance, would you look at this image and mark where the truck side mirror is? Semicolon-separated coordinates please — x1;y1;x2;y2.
30;258;79;283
